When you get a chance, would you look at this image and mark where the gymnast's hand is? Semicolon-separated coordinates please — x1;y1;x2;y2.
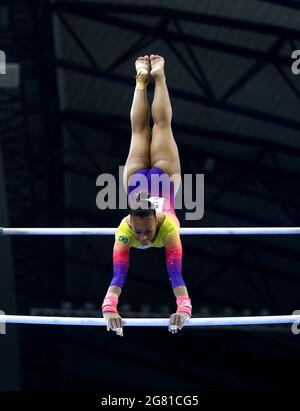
103;312;124;337
168;312;190;334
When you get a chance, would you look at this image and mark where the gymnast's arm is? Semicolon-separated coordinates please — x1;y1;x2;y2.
164;232;192;333
101;240;131;337
164;231;188;296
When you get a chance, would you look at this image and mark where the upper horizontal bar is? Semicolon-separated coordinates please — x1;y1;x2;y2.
1;227;300;236
1;315;300;327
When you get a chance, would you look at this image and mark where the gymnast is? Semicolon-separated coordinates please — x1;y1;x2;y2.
101;54;192;337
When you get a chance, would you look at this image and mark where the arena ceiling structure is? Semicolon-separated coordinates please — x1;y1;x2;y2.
1;0;300;391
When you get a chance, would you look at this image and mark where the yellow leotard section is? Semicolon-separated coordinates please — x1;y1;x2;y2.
115;213;180;249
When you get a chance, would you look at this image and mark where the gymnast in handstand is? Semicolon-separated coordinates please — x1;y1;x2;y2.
102;55;192;337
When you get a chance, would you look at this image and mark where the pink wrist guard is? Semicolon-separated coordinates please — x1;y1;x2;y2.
176;296;192;317
102;295;118;313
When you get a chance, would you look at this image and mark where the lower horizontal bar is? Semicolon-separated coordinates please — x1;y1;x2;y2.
1;227;300;236
2;315;300;327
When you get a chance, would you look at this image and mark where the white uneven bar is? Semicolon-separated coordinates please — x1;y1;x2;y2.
1;227;300;236
2;315;300;327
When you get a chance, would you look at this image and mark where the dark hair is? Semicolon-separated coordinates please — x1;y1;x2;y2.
129;191;156;219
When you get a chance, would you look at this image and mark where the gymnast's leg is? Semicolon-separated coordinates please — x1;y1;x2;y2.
123;55;152;191
150;54;181;194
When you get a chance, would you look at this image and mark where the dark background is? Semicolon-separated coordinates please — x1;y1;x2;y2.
0;0;300;391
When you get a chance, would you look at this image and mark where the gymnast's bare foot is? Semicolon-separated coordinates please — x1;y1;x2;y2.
135;55;150;87
150;54;165;80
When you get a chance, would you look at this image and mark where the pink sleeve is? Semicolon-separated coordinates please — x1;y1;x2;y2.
165;236;186;289
110;244;130;288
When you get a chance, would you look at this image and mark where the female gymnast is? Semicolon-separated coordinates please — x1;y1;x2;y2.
101;54;192;337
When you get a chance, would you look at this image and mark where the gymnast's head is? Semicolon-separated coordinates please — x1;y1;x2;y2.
129;192;158;245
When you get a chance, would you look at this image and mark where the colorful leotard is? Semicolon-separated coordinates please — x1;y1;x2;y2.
110;168;186;290
128;167;175;212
